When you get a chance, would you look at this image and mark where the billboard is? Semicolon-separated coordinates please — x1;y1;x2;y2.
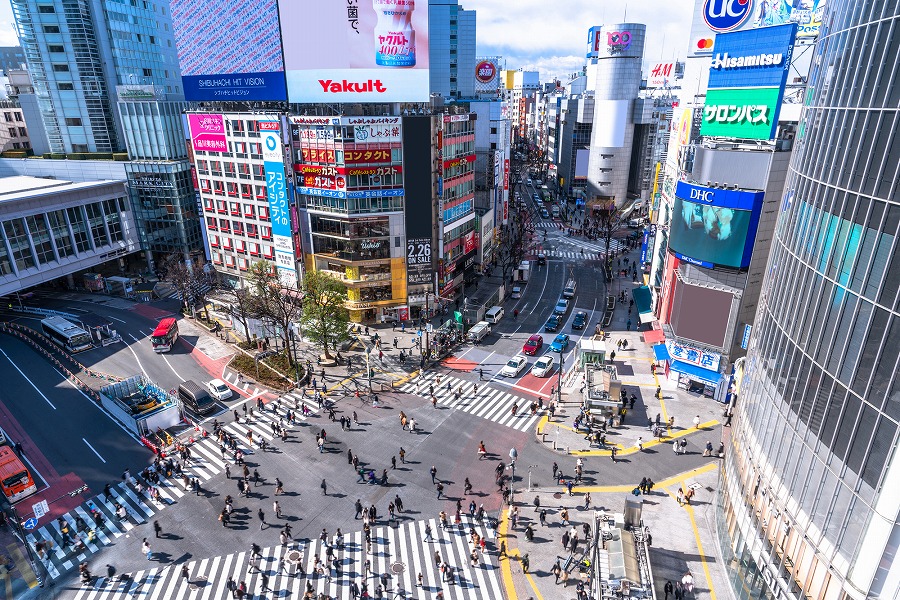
278;0;430;103
700;86;784;139
188;114;227;152
586;25;643;59
688;0;825;57
647;62;676;88
171;0;286;101
474;58;500;94
669;182;765;269
707;24;796;90
401;116;435;287
261;119;297;287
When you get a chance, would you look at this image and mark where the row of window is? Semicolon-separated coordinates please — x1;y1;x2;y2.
199;178;267;198
203;199;271;221
208;235;273;259
0;199;125;276
205;217;271;239
2;112;22;122
211;251;262;271
7;127;27;137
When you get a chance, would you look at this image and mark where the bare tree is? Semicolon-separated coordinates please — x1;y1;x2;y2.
593;200;623;262
218;281;259;344
498;212;529;283
246;260;302;365
161;254;216;318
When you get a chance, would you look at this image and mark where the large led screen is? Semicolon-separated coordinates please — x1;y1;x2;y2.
171;0;287;101
278;0;430;103
669;182;764;269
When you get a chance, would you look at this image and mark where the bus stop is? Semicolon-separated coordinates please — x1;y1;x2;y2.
75;312;121;346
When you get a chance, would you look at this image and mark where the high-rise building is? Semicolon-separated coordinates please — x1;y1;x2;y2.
0;46;26;76
10;0;183;154
429;0;477;100
719;3;900;600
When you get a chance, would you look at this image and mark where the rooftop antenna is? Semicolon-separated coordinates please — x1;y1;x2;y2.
623;2;627;22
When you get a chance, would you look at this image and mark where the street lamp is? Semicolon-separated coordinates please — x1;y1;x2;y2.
289;328;301;384
365;346;373;393
556;347;565;406
508;447;518;504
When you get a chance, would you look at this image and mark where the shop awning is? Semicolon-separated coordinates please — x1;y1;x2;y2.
643;328;665;344
639;311;656;324
670;360;722;386
631;285;652;315
652;344;670;361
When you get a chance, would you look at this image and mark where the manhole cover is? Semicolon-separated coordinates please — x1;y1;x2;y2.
553;492;562;499
390;561;406;575
287;551;302;561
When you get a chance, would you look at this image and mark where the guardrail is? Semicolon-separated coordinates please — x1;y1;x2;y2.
8;305;78;320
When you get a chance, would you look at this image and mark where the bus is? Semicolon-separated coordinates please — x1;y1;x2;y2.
0;446;37;503
41;316;94;352
151;317;179;353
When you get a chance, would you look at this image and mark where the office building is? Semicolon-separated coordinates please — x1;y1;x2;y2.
0;101;31;153
503;70;539;142
5;69;49;154
10;0;183;154
0;47;26;75
429;0;477;100
719;2;900;599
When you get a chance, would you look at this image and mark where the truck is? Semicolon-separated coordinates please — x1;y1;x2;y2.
515;260;532;282
467;321;491;343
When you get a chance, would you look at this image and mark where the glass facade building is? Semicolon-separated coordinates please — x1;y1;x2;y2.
719;2;900;599
428;0;477;99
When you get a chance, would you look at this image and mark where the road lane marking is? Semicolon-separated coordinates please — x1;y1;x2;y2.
0;348;57;409
126;333;149;377
106;314;127;324
161;353;186;382
82;437;107;463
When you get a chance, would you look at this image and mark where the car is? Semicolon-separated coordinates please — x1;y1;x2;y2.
523;334;544;355
572;311;587;330
554;299;569;315
628;218;645;229
537;252;547;265
207;378;233;401
531;355;556;377
540;208;550;218
545;315;560;332
526;178;533;185
500;355;528;377
550;333;570;352
532;194;541;202
510;286;522;299
535;179;543;185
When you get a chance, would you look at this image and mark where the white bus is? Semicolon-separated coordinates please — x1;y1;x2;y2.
41;316;94;353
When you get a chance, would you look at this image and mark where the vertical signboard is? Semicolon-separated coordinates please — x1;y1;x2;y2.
474;58;500;95
401;116;435;288
260;119;297;287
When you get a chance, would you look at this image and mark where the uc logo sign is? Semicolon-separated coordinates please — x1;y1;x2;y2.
703;0;753;33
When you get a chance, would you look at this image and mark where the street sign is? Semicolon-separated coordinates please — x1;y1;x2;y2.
416;330;423;337
32;499;49;519
23;517;38;530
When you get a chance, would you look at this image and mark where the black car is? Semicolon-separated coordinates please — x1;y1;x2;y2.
545;315;560;332
572;311;587;330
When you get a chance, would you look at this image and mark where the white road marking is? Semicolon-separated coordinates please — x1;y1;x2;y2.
82;438;107;463
0;348;57;409
126;333;149;377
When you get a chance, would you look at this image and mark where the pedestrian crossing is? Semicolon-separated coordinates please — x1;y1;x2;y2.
543;250;603;260
534;221;563;228
25;389;323;581
398;370;544;432
68;516;501;600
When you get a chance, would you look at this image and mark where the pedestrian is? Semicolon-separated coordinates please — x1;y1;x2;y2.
391;455;397;470
258;508;266;530
552;461;558;480
274;500;282;518
142;538;152;560
664;580;674;600
693;414;701;429
436;482;444;499
153;520;162;538
181;564;190;585
275;478;284;495
674;439;679;454
321;479;328;495
430;465;437;483
584;492;591;509
610;446;617;462
399;447;406;463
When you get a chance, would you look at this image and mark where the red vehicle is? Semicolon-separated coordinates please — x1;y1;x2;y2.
523;334;544;355
0;446;37;503
151;317;179;353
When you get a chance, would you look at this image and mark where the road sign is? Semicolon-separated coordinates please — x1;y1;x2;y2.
23;518;38;530
32;499;49;519
416;330;423;337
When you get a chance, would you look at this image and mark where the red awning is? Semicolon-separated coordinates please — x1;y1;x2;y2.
643;329;665;344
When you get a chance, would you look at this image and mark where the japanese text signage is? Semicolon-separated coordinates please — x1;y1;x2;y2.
352;123;402;143
260;119;296;287
345;149;393;164
701;87;783;140
188;114;227;153
667;340;721;372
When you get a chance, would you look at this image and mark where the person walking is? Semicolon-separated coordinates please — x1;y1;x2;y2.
693;414;701;429
321;479;328;495
153;520;162;538
274;500;282;518
258;508;266;530
399;447;406;463
181;564;190;585
430;466;437;484
142;538;152;560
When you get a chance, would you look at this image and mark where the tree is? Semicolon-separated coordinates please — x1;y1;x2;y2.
299;270;349;361
161;254;216;318
246;260;302;365
497;211;529;283
218;281;258;344
593;200;623;269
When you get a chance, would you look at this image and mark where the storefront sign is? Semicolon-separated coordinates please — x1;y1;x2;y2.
352;123;402;143
299;147;337;163
360;240;383;251
443;154;476;170
344;149;393;164
667;340;721;372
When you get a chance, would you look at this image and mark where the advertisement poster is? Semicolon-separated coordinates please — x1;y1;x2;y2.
407;237;433;285
261;119;297;287
701;87;783;140
474;57;500;94
188;114;227;152
171;0;287;101
278;0;430;102
647;62;676;88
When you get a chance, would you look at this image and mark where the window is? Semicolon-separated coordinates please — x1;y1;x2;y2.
43;25;60;33
66;207;91;252
64;118;82;126
38;4;55;12
142;68;152;77
58;82;74;90
25;215;54;264
52;63;69;72
12;142;20;149
103;199;122;242
3;113;10;122
14;113;22;122
46;210;73;258
85;203;108;247
17;128;25;136
150;36;155;44
7;128;15;137
3;218;36;271
48;44;64;53
206;216;217;229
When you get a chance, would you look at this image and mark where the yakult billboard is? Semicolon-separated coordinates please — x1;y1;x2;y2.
278;0;430;102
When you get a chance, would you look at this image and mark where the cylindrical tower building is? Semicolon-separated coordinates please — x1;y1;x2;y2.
719;3;900;600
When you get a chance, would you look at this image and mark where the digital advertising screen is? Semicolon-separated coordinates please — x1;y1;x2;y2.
669;182;764;269
171;0;287;101
701;86;784;140
707;23;796;90
278;0;430;103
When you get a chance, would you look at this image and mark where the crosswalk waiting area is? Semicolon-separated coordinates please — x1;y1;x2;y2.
397;370;544;433
69;516;500;600
26;389;322;581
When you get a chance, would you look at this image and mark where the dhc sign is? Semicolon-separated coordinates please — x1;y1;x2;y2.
675;181;764;211
703;0;754;33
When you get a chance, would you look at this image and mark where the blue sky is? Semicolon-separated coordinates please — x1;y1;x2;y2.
0;0;697;83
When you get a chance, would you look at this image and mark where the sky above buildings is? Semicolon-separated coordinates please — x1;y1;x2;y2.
0;0;697;83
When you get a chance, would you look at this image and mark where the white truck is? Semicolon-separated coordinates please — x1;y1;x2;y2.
515;260;532;282
467;321;491;343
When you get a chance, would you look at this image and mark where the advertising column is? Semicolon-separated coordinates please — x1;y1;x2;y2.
261;119;298;287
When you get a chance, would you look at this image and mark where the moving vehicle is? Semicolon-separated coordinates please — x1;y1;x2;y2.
41;316;93;353
562;279;577;299
526;178;532;185
207;378;233;401
572;311;587;330
467;321;492;343
628;218;645;229
537;253;547;265
500;355;528;378
0;446;37;503
177;380;217;415
554;299;569;315
540;208;550;219
510;286;522;299
534;179;543;186
545;315;560;332
551;206;560;218
484;306;504;324
523;334;544;355
531;355;555;377
550;333;570;352
151;317;179;353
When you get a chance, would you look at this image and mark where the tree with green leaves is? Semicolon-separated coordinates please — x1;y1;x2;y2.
299;270;350;361
246;260;302;366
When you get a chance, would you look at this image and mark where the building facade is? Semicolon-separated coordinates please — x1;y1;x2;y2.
719;3;900;599
0;101;31;153
428;0;477;100
437;112;476;300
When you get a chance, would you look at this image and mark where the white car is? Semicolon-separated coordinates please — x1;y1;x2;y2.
511;286;522;299
500;355;528;378
207;378;233;401
531;355;555;377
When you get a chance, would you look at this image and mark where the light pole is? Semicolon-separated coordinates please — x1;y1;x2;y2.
508;447;518;504
365;346;373;393
556;348;565;406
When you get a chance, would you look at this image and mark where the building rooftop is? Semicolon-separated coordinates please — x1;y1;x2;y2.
0;175;123;203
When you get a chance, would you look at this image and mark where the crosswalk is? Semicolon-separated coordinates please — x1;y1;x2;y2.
69;515;501;600
533;221;563;228
398;370;544;432
543;250;603;260
26;389;322;581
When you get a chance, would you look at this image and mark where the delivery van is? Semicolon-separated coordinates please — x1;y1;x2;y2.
485;306;504;324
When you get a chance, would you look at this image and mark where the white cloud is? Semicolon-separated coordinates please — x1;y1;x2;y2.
466;0;696;80
0;17;18;47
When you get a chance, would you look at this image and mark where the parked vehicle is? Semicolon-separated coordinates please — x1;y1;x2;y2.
500;355;528;377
